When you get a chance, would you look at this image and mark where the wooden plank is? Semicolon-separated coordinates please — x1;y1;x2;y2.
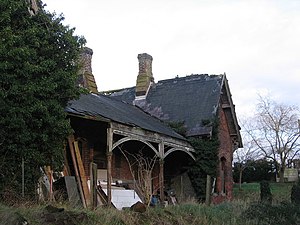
63;143;70;176
45;166;54;202
68;135;87;208
90;162;98;209
64;176;81;207
74;140;91;206
63;164;69;176
96;185;116;208
96;185;108;205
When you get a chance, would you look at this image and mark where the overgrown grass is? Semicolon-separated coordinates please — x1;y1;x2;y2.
0;182;297;225
0;201;298;225
0;202;249;225
270;182;293;203
233;183;260;202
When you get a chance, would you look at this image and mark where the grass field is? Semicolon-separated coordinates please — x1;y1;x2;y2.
233;182;294;203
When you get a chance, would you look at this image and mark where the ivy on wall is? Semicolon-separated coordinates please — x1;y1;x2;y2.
169;120;220;200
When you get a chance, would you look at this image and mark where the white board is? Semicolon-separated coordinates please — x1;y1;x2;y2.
103;189;142;210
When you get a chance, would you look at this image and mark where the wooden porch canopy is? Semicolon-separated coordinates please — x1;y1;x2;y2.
66;93;195;204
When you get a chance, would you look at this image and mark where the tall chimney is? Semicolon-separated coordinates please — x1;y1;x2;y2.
135;53;154;98
78;47;98;93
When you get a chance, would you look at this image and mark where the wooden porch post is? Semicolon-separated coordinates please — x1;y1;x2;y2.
107;152;112;206
159;159;164;203
107;127;113;206
159;142;165;203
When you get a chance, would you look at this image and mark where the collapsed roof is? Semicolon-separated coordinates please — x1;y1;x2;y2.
66;93;186;141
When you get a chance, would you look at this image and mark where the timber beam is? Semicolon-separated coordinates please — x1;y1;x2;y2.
110;122;194;159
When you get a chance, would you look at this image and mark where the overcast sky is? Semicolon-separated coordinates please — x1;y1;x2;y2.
45;0;300;118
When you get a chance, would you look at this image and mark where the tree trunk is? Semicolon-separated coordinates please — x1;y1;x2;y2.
279;168;285;183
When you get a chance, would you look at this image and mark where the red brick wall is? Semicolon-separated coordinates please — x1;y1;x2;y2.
214;107;234;201
81;145;160;190
79;140;91;177
111;153;160;188
111;153;133;180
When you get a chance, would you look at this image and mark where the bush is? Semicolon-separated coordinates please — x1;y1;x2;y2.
291;180;300;205
260;181;272;204
243;202;300;225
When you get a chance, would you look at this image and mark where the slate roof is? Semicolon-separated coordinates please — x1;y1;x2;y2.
66;93;185;140
109;74;224;137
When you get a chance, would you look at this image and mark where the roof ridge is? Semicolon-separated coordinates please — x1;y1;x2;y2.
157;74;223;84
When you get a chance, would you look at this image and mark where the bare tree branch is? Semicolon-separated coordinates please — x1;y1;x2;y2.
246;95;300;182
118;146;158;205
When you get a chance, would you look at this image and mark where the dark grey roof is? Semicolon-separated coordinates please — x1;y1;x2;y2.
110;74;224;136
66;93;185;140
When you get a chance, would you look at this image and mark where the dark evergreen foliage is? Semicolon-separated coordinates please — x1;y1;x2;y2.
233;159;275;183
291;179;300;205
0;0;85;199
260;180;272;204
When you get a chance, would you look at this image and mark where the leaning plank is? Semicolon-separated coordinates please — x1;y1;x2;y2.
63;142;71;176
64;176;81;207
96;185;116;208
74;140;91;207
96;185;108;205
67;135;87;208
45;166;54;202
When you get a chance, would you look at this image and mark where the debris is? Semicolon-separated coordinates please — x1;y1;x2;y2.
42;205;87;225
130;201;146;213
10;212;28;225
44;205;64;213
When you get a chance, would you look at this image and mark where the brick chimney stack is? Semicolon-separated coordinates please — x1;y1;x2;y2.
78;47;98;93
135;53;154;98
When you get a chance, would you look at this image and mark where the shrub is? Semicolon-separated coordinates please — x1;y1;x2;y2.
260;181;272;204
0;0;85;199
291;179;300;205
243;202;300;225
